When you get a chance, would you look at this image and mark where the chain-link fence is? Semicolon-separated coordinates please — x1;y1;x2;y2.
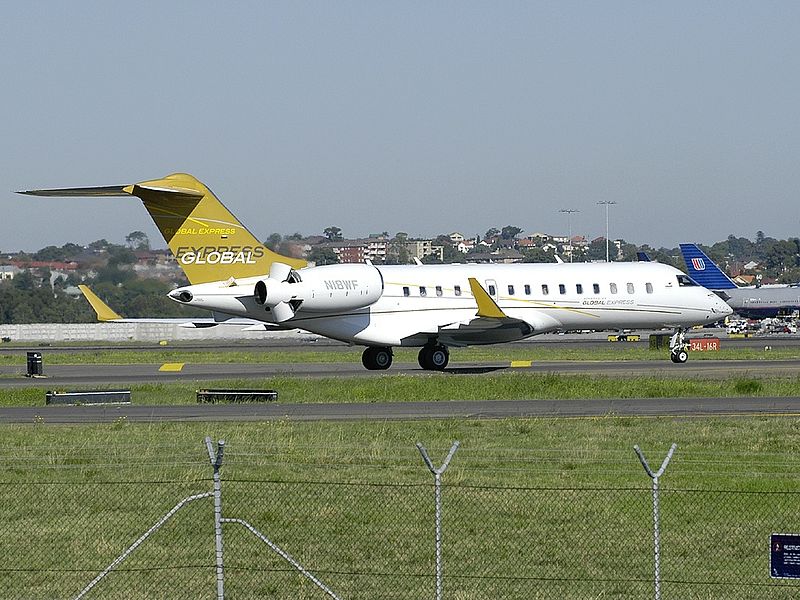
3;437;800;599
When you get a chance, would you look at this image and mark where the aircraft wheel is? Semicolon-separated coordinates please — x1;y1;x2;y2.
417;347;429;369
418;345;449;371
362;347;393;370
670;349;689;364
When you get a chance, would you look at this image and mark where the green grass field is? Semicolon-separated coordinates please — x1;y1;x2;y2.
3;417;800;598
1;372;799;408
3;340;800;597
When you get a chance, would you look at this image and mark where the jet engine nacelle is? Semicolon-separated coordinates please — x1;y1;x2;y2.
254;263;383;320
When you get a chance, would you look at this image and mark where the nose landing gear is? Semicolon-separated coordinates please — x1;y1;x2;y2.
669;328;689;363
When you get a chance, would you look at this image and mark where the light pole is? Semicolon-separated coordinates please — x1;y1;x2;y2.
559;209;580;262
597;201;617;262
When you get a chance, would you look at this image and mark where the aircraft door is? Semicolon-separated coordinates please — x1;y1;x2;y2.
485;279;498;300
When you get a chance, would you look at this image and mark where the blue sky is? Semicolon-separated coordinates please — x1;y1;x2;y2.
2;1;799;251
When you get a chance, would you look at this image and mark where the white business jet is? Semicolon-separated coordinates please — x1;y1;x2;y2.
19;173;731;369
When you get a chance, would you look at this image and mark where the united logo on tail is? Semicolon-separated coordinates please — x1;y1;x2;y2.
691;258;705;271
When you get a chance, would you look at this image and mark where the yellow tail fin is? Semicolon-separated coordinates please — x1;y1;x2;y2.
20;173;306;284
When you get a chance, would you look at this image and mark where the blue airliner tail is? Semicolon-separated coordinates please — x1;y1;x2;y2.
679;243;737;290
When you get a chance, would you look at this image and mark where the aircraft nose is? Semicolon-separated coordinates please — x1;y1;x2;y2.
710;294;733;317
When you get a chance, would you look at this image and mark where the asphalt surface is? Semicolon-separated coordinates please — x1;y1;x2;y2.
2;329;798;353
2;330;799;423
2;357;800;387
2;396;800;424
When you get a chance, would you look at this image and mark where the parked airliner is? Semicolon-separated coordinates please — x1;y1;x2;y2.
681;243;800;319
19;173;731;369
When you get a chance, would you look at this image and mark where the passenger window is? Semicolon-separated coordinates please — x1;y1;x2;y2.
436;285;443;297
542;284;549;295
524;284;531;295
627;283;634;294
610;283;618;294
646;282;653;294
488;285;496;296
559;284;566;295
576;284;583;294
593;283;600;294
454;285;462;296
420;286;427;297
508;285;515;295
403;286;410;297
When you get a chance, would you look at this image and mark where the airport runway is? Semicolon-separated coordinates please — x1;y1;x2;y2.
2;332;798;423
2;396;800;424
1;330;797;354
1;357;800;387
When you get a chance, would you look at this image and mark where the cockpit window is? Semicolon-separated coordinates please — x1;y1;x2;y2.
676;274;697;287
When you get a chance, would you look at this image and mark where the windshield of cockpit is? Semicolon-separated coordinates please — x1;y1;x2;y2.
676;274;698;287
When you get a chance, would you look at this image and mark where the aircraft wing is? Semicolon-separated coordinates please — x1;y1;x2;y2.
408;278;560;346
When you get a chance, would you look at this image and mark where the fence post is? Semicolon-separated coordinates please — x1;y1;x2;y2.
634;443;677;600
205;437;226;600
417;441;460;600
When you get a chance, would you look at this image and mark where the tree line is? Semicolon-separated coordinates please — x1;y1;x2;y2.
2;230;799;324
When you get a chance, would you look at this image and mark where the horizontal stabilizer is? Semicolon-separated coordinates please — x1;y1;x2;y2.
18;185;129;197
78;285;122;321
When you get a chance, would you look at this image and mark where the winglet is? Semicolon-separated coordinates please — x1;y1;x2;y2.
78;285;122;321
467;278;508;319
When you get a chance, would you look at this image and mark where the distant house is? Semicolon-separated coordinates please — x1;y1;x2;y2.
464;252;496;264
493;248;524;264
0;265;20;280
320;241;366;264
406;240;444;262
455;238;475;253
525;232;551;243
318;238;389;264
464;248;523;264
10;260;78;271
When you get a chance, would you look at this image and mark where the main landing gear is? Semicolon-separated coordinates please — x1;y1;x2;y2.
418;344;449;371
362;346;393;370
360;344;450;371
669;328;689;364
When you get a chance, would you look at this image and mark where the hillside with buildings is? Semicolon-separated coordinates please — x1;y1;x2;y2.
2;228;798;324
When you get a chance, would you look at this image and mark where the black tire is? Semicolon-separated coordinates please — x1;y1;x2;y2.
418;345;449;370
362;347;392;370
417;347;430;370
670;349;689;364
362;347;376;369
